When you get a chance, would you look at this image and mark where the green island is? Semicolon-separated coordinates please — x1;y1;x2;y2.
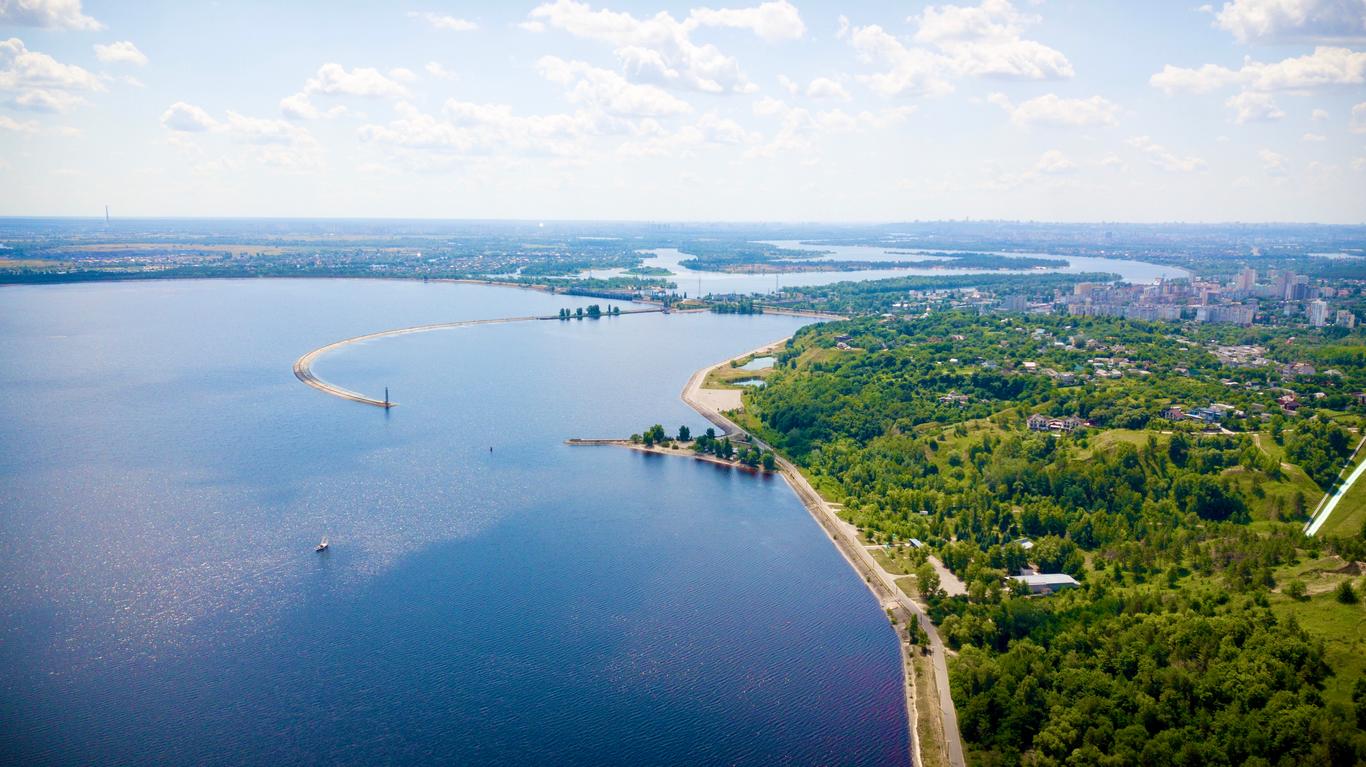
724;310;1366;766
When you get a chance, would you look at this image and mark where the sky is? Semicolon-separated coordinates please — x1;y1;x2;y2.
1;0;1364;223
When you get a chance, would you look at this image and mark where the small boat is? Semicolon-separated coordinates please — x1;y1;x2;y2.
315;536;329;552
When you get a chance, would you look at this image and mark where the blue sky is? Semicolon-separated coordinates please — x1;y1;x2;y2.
1;0;1364;222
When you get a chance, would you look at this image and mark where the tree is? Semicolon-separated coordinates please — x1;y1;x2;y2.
761;451;777;471
1337;580;1358;604
915;562;943;599
677;425;691;442
1285;579;1307;600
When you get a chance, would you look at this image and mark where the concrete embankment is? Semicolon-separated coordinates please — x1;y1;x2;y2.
293;308;661;407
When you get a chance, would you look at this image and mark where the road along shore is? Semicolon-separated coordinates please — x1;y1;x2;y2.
292;308;662;407
678;337;966;767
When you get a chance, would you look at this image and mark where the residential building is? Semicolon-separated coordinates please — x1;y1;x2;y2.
1308;299;1329;327
1011;573;1080;595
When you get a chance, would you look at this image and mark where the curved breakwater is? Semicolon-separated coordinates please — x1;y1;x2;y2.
293;308;661;407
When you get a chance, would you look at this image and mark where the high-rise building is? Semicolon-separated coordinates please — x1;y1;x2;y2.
1236;267;1256;291
1307;299;1329;327
1337;310;1357;329
1285;274;1310;301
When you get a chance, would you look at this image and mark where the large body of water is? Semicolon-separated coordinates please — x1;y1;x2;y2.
628;241;1191;296
0;279;907;765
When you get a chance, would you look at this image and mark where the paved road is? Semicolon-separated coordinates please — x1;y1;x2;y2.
681;345;967;767
1306;435;1366;536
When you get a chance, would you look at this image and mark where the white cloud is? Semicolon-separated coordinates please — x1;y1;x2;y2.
302;63;408;98
1302;131;1326;140
0;37;104;112
0;0;101;30
988;92;1119;127
685;1;806;42
527;0;803;94
279;92;344;121
161;101;219;132
1034;148;1076;174
910;0;1074;80
1352;100;1366;132
358;99;593;157
745;97;914;158
222;111;317;146
161;101;322;170
162;102;317;147
408;11;477;32
536;56;692;117
752;95;786;115
93;41;147;66
1214;0;1366;43
425;62;458;81
981;148;1078;190
1311;107;1330;120
847;24;955;97
281;63;409;120
1151;46;1366;94
1128;135;1207;172
845;1;1072;98
777;74;798;95
0;113;38;132
1259;147;1289;176
1149;63;1242;94
618;112;760;157
1225;90;1285;122
389;67;418;83
805;77;851;100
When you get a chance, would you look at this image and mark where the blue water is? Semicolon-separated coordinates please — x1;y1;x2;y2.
739;357;775;371
0;279;907;765
629;242;1190;296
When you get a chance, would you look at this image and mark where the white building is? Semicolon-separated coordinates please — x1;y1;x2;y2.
1307;299;1329;327
1337;310;1357;329
1011;573;1080;595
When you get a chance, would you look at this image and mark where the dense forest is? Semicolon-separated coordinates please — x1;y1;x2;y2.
741;311;1366;766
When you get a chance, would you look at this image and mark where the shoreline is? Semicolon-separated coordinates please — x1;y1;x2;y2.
676;336;965;767
565;439;775;474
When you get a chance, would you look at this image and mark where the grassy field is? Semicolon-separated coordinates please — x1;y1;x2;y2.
1315;445;1366;538
1270;574;1366;707
871;548;920;576
896;576;918;599
703;363;772;390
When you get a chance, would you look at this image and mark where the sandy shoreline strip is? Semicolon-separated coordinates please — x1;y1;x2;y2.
677;334;965;767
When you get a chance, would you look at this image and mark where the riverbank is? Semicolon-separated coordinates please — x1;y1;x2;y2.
677;339;965;767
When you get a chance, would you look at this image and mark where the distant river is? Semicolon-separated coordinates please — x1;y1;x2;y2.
628;241;1190;296
0;279;906;765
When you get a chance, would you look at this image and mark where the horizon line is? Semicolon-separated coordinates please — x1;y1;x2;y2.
1;215;1365;228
